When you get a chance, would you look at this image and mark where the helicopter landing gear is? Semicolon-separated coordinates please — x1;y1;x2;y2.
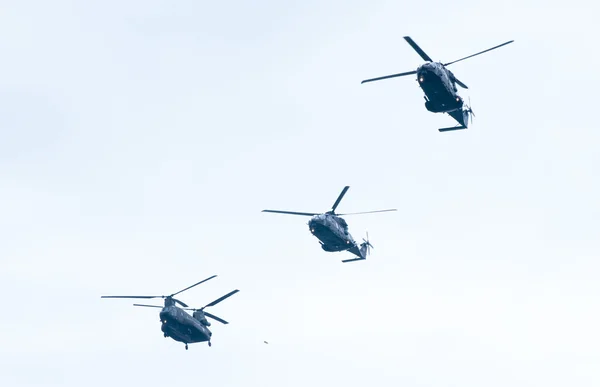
164;333;168;338
208;341;212;347
185;344;188;350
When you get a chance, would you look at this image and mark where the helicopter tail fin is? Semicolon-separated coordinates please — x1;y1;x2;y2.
360;242;370;259
360;232;373;258
342;257;366;263
439;125;467;132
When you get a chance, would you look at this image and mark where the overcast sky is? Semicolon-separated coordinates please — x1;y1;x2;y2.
1;1;599;386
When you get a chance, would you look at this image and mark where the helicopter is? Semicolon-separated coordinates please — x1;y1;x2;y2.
361;36;514;132
101;275;239;350
262;186;396;263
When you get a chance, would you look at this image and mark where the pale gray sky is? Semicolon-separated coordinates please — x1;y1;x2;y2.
1;1;599;386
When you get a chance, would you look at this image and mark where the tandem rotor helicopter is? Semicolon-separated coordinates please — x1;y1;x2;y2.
262;186;396;263
362;36;514;132
102;275;239;350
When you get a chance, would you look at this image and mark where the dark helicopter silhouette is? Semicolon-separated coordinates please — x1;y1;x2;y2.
262;186;396;263
101;275;239;350
361;36;514;132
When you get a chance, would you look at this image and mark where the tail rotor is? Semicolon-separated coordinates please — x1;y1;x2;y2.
464;97;475;126
361;232;374;257
341;232;375;263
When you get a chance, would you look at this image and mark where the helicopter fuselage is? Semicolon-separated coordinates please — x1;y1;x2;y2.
308;214;357;252
159;306;211;344
416;62;463;114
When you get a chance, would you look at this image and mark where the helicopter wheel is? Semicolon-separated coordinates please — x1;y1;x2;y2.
164;333;168;338
208;341;212;347
185;344;188;350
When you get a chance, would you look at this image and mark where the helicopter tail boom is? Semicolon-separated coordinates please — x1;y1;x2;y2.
343;233;373;263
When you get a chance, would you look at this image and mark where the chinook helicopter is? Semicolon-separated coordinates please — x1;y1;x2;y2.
101;275;239;350
361;36;514;132
262;186;396;263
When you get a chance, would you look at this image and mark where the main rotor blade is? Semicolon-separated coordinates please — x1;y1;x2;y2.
361;70;417;84
173;298;189;308
171;275;217;297
404;36;433;62
262;210;319;216
204;312;229;325
133;304;163;308
443;40;514;66
337;209;397;216
204;289;240;308
101;295;161;299
454;78;468;89
331;186;350;213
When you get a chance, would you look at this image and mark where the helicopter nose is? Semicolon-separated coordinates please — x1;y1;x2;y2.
159;310;174;323
417;69;429;83
308;218;322;233
159;311;168;322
